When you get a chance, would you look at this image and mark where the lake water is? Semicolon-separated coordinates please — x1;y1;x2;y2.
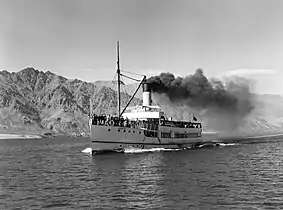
0;136;283;209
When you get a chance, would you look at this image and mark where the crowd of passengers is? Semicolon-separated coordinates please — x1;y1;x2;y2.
91;114;138;128
90;114;202;129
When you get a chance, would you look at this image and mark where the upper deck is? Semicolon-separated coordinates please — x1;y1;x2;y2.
121;105;201;126
122;105;163;120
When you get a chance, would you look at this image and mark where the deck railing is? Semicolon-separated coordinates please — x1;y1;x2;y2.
90;115;202;129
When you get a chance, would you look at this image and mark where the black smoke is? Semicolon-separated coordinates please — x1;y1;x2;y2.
146;69;255;132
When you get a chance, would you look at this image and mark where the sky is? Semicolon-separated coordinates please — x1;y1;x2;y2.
1;0;283;95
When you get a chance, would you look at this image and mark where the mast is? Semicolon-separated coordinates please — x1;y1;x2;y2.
117;41;121;118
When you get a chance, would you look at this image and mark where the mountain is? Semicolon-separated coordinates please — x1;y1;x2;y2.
0;67;141;136
0;67;283;136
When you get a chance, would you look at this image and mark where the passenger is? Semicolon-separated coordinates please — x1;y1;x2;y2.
140;121;144;129
131;121;134;128
103;115;107;125
125;117;129;127
113;117;117;126
135;118;139;128
120;116;124;127
106;114;111;125
92;113;97;125
100;115;104;125
93;116;97;125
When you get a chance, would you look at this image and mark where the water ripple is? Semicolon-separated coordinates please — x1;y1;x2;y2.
0;138;283;209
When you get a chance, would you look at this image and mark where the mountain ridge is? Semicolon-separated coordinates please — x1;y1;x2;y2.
0;67;141;136
0;67;283;136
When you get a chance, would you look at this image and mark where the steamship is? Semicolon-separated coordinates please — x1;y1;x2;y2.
89;42;204;155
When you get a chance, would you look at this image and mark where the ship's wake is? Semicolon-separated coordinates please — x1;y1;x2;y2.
81;143;239;156
82;147;92;154
218;143;239;146
124;147;183;154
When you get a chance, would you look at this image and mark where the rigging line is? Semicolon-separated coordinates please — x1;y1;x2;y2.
110;72;117;91
121;73;129;99
120;70;146;77
120;73;141;82
120;74;125;94
120;76;146;117
112;72;117;82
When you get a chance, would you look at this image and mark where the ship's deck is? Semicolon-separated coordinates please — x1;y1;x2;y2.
90;114;202;129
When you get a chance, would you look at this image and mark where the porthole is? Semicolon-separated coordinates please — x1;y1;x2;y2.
133;131;135;133
120;145;122;147
118;130;120;132
108;129;110;131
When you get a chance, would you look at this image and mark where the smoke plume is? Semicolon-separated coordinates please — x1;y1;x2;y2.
147;69;255;132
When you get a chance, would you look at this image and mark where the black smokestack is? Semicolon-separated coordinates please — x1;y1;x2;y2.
146;69;254;132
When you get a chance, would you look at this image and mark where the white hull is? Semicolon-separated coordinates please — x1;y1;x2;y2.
90;125;203;154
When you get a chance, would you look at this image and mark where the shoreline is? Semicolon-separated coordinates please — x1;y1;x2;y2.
0;133;89;139
0;133;42;139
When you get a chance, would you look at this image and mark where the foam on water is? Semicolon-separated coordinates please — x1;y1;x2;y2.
124;147;183;154
25;135;42;139
82;143;239;155
82;147;92;154
218;143;238;146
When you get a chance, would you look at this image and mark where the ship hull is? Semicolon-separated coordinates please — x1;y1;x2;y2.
90;125;203;155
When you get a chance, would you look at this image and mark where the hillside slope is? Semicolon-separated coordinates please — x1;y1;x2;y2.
0;67;141;136
0;67;282;136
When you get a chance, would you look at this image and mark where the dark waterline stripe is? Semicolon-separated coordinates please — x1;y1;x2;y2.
91;140;202;146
